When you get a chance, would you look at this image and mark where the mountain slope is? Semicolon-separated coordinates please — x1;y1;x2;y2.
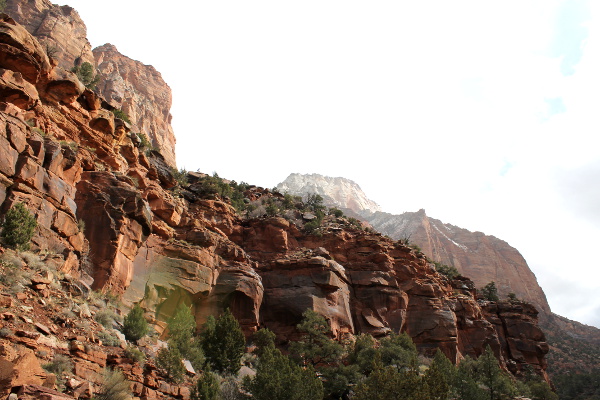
277;173;600;378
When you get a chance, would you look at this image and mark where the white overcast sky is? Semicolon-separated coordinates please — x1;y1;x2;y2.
64;0;600;328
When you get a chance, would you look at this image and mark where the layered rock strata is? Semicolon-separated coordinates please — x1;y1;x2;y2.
5;0;177;167
0;11;551;397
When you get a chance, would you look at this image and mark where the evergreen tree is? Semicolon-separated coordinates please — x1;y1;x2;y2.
122;304;149;342
453;357;486;400
425;349;455;400
480;282;499;301
379;331;419;371
354;363;429;400
244;344;323;400
1;202;37;251
201;309;245;375
156;344;186;383
191;371;220;400
289;309;343;366
71;62;100;89
349;333;379;375
476;346;516;400
164;303;205;372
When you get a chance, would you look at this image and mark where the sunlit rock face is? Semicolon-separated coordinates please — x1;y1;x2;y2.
93;44;177;168
5;0;178;168
276;173;551;317
0;10;551;386
4;0;96;70
277;173;382;214
364;209;551;316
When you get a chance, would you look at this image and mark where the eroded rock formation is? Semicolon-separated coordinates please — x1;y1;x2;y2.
0;10;552;397
93;44;177;167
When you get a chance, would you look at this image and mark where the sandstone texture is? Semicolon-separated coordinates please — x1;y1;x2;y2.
366;209;551;315
4;0;95;71
5;0;177;167
0;10;553;397
94;44;177;167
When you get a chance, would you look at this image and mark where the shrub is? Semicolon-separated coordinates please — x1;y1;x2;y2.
71;62;100;90
156;345;186;383
43;354;73;388
125;346;146;364
171;168;189;187
95;310;117;329
136;132;154;149
330;208;344;218
480;281;499;302
111;109;131;124
434;262;460;279
1;202;37;250
98;330;121;347
93;368;132;400
0;1;6;12
122;304;149;342
0;327;12;337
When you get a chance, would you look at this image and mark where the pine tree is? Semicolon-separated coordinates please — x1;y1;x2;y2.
122;304;148;342
476;346;516;400
201;309;245;375
191;371;220;400
245;344;323;400
1;202;37;251
289;309;343;366
425;349;456;400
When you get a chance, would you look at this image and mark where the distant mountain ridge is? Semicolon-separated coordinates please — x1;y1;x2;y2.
276;173;600;377
278;173;549;313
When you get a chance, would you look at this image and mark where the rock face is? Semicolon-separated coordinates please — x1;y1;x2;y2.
0;11;552;396
93;44;177;167
277;173;551;316
277;173;382;214
4;0;95;70
5;0;177;167
366;209;551;316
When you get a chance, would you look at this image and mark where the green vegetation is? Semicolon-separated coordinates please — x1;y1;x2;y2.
111;108;131;124
244;328;323;400
434;261;460;279
92;368;133;400
170;167;189;187
0;1;6;12
1;202;37;251
71;62;100;90
122;304;149;342
190;173;250;212
43;354;73;389
191;371;220;400
201;308;246;375
554;370;599;400
480;281;500;301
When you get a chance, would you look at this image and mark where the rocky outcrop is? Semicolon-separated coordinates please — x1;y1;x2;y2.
277;174;551;316
93;44;177;167
0;12;552;396
277;173;382;214
365;209;551;315
5;0;177;167
4;0;95;71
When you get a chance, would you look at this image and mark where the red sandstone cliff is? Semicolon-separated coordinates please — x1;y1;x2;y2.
5;0;177;167
4;0;95;70
93;44;177;168
0;11;552;397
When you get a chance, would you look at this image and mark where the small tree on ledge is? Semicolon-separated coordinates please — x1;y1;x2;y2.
480;281;499;302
